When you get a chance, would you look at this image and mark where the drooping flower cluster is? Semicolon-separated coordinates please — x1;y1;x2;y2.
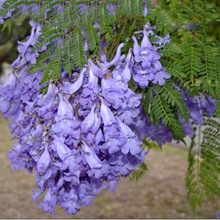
0;1;218;216
131;23;171;88
0;20;149;214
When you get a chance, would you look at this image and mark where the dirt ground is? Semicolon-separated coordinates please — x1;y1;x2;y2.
0;114;219;219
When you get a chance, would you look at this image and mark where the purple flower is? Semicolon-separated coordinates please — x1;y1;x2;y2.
8;143;26;171
0;96;9;113
179;118;195;138
186;96;203;125
1;73;17;95
200;95;216;117
38;191;57;214
121;48;132;82
117;119;142;155
141;29;153;48
88;58;103;78
101;78;125;109
57;94;73;118
82;141;102;169
131;23;171;88
81;105;96;133
104;137;121;154
17;24;39;55
154;34;171;47
103;43;124;68
61;68;86;94
37;146;50;174
152;68;171;86
54;138;72;161
32;124;44;139
132;36;141;57
107;175;120;192
0;13;187;216
52;116;80;139
100;101;116;126
90;112;101;134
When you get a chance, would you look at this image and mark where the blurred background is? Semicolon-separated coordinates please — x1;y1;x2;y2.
0;0;219;219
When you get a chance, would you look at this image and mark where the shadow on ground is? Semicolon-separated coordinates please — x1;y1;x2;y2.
0;114;218;218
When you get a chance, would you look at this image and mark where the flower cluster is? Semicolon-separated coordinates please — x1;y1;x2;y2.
180;92;216;138
131;23;171;88
0;21;148;214
0;2;217;216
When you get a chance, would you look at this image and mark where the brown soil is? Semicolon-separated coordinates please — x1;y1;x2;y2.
0;114;219;218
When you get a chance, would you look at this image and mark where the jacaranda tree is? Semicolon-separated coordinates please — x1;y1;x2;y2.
0;0;219;216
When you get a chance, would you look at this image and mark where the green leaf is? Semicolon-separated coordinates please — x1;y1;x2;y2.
1;20;12;34
129;162;148;182
186;119;220;210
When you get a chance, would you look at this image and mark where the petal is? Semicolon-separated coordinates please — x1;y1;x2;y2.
81;105;96;133
121;144;130;154
132;36;141;56
141;29;152;49
117;118;133;136
143;5;148;17
152;69;171;86
107;175;119;192
11;55;21;68
91;112;101;134
55;138;72;161
122;138;142;155
104;43;124;68
32;124;44;139
82;141;102;169
3;73;17;90
43;83;56;100
100;101;116;126
39;191;56;214
0;96;9;113
88;62;99;85
108;142;120;154
32;189;44;203
122;66;131;83
95;129;103;144
122;48;132;82
88;58;103;78
190;109;203;125
62;68;86;94
129;139;142;155
17;25;36;54
37;146;50;173
180;118;194;138
57;94;73;118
